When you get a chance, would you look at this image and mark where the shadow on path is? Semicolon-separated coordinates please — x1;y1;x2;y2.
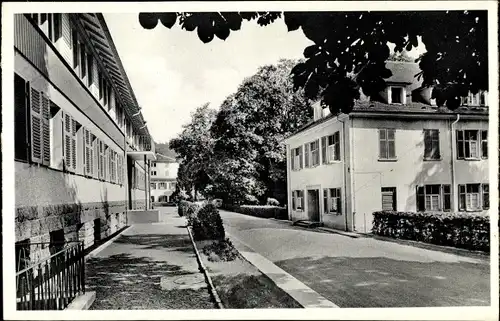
275;256;490;308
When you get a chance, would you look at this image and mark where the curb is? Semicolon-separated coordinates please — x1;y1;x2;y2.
86;226;131;260
186;225;225;309
226;232;339;309
65;291;96;310
317;227;361;238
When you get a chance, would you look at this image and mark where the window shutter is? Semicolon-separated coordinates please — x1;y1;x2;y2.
71;119;77;171
379;130;386;159
63;113;72;171
305;144;310;168
321;137;327;164
30;88;43;164
41;93;51;166
84;129;91;175
104;144;108;181
299;146;303;169
416;186;425;211
334;132;341;160
290;148;295;170
424;130;431;158
388;129;396;158
337;189;342;214
15;74;29;161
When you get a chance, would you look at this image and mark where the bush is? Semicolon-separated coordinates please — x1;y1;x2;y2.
185;202;202;226
192;203;225;241
202;238;238;262
230;205;287;219
178;200;190;217
266;198;280;206
212;198;223;208
244;194;259;205
372;211;489;252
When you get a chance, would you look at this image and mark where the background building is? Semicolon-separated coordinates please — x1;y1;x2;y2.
285;61;489;233
14;13;156;264
150;153;179;204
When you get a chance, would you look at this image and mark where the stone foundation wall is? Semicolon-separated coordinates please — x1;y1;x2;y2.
15;200;127;265
133;199;146;210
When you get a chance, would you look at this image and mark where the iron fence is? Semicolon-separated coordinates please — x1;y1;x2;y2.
15;241;85;310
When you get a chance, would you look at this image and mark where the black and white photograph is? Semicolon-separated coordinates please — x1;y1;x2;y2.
2;1;498;320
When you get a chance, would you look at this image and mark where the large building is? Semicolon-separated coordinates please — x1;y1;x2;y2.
284;61;489;233
150;153;179;204
14;13;156;266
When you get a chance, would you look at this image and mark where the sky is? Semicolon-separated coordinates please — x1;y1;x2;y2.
103;13;314;143
104;13;426;144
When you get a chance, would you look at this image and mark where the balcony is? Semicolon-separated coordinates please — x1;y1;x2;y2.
127;135;156;161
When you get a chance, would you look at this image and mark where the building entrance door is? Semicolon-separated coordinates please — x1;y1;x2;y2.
307;189;320;222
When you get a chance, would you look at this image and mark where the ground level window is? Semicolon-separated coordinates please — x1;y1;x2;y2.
458;184;485;211
381;187;397;211
323;188;341;214
292;190;304;211
416;184;451;212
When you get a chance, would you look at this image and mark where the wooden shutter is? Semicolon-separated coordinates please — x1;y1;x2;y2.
30;88;43;164
104;144;108;181
71;119;77;171
321;137;327;164
337;189;342;214
63;113;72;171
41;93;51;166
381;189;394;211
93;137;99;178
84;129;91;175
14;74;29;161
304;143;310;168
416;186;425;211
299;146;304;169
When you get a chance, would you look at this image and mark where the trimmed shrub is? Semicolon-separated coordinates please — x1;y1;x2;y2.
266;198;280;206
202;238;238;262
372;211;489;252
185;202;202;226
178;200;190;217
244;194;259;205
229;205;287;220
192;203;225;241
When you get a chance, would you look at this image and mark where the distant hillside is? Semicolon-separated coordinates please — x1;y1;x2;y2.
155;142;178;159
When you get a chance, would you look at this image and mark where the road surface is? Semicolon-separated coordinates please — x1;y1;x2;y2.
220;210;490;308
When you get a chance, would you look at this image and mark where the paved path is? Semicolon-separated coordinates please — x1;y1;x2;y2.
85;207;215;310
220;210;490;308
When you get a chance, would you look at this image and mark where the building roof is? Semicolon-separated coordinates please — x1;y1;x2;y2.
75;13;151;138
384;61;422;84
154;153;178;163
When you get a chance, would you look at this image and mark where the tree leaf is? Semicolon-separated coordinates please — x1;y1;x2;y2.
284;12;302;31
159;13;177;29
138;13;159;30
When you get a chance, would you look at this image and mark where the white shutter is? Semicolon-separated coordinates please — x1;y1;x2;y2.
63;113;73;171
30;88;43;164
71;118;77;171
41;93;50;166
84;129;91;175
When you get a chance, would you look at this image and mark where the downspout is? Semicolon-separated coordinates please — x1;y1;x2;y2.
350;117;356;232
286;143;292;221
144;154;147;209
339;116;349;231
124;132;128;226
450;114;460;211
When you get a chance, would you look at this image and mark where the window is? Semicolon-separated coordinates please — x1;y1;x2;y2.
458;184;486;211
15;74;29;161
80;46;87;79
72;29;79;68
46;13;62;42
304;140;319;168
467;92;480;106
479;91;487;106
390;86;403;104
159;182;167;190
482;184;489;209
151;170;157;176
379;129;396;160
416;184;451;212
98;72;103;100
322;132;340;164
424;129;440;160
87;54;94;87
291;146;303;171
323;188;341;214
171;182;177;190
292;190;304;211
381;187;397;211
26;87;51;166
151;196;155;203
152;162;157;167
151;182;157;190
457;130;487;159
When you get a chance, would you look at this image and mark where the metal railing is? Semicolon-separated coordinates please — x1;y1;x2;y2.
15;241;85;310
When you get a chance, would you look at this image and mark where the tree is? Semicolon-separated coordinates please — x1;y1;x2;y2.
388;50;414;62
208;59;312;204
169;103;217;200
138;11;488;112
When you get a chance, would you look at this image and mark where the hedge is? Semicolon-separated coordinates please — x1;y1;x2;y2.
372;211;489;252
224;205;288;220
178;200;190;217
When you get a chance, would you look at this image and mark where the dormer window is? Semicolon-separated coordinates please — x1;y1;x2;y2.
461;91;488;107
388;86;406;104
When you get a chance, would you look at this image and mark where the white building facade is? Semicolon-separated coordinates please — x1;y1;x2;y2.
150;154;179;204
285;62;489;233
14;13;156;264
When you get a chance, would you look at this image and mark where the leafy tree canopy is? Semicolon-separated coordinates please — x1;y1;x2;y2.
139;11;487;113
